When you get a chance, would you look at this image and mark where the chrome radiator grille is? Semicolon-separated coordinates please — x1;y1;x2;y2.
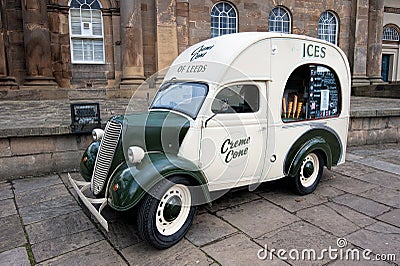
91;120;122;195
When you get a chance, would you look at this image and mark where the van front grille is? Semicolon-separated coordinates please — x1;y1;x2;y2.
91;120;122;195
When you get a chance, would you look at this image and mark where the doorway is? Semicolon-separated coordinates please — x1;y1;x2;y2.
381;54;391;82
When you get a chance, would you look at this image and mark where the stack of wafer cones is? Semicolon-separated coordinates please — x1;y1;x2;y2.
283;95;303;119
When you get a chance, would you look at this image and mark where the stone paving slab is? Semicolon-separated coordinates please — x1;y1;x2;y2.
0;247;30;266
216;199;300;238
38;240;127;266
255;221;337;265
333;161;376;177
259;191;328;213
313;178;346;199
324;202;376;228
185;212;238;247
353;171;400;190
0;182;13;200
360;186;400;208
377;209;400;228
104;217;141;250
25;210;95;244
15;183;70;208
332;194;391;218
18;196;80;225
121;239;213;266
0;214;26;253
12;175;61;194
202;233;287;266
297;204;360;237
32;229;104;263
348;154;400;176
325;173;378;195
345;222;400;264
205;189;261;212
0;198;17;218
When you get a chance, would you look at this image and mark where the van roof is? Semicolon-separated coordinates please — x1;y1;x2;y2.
164;32;350;85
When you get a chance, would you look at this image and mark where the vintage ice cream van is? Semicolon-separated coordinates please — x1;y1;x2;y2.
70;32;351;249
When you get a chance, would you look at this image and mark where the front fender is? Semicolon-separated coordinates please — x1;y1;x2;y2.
286;137;332;177
108;153;211;211
79;141;100;181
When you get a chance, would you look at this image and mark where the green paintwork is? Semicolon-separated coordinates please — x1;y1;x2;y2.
116;111;190;154
107;153;211;211
79;110;191;196
284;128;342;177
79;141;100;182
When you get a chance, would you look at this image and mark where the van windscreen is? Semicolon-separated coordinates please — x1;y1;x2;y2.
150;82;208;119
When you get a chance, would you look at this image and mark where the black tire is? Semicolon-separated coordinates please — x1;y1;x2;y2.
291;151;324;195
137;176;197;249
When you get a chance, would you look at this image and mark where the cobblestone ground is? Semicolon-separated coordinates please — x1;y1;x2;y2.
0;144;399;265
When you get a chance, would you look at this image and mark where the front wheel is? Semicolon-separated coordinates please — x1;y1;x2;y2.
137;176;196;249
291;152;324;195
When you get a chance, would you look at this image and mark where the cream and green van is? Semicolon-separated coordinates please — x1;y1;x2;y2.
70;32;351;249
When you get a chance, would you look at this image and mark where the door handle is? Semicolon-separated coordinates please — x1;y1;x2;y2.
259;126;267;132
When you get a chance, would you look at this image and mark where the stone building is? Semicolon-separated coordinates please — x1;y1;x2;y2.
0;0;398;97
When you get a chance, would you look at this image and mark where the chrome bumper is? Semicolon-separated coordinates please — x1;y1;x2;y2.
68;173;109;231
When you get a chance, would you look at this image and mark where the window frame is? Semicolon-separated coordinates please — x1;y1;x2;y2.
211;1;238;38
212;84;260;114
383;25;400;42
318;11;339;45
268;6;292;34
68;0;105;64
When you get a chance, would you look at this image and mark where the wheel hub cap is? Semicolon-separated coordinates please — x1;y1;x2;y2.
163;196;182;222
303;161;314;178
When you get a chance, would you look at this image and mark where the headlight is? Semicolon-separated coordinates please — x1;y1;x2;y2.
127;146;145;164
92;128;104;141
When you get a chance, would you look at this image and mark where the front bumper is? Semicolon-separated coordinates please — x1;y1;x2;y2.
68;173;109;231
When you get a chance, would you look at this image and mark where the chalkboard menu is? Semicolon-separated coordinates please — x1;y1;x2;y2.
306;66;339;119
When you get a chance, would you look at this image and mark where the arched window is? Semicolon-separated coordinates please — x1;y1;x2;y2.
318;11;338;45
268;6;291;34
383;25;400;41
211;2;238;38
69;0;105;63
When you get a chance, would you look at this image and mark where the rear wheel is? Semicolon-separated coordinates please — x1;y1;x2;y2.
137;176;196;249
291;152;324;195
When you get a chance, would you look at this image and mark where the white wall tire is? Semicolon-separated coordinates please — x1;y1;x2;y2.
292;152;324;195
137;176;196;249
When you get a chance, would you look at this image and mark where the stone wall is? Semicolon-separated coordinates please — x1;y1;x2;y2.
0;0;385;95
348;116;400;146
0;134;91;180
352;84;400;98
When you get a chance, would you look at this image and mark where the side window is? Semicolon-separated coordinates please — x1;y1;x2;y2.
212;85;259;113
282;64;341;122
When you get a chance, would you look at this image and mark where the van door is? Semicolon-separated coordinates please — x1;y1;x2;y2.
200;83;267;191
